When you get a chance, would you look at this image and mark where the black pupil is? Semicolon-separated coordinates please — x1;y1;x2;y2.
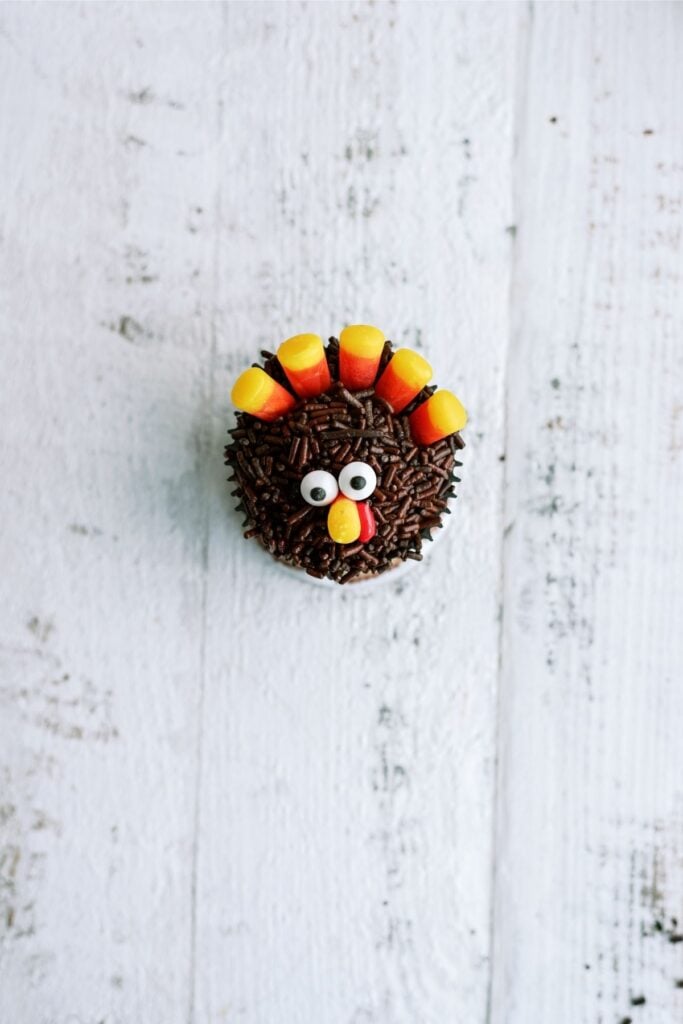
310;487;326;502
350;475;366;491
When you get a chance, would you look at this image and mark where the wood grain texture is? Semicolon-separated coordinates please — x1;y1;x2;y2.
1;3;513;1022
2;2;682;1023
197;4;513;1022
491;5;683;1024
0;4;224;1021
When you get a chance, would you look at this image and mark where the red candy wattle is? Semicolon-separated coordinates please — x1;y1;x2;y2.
357;502;376;543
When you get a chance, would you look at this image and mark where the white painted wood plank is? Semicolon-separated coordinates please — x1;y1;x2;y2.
0;4;222;1021
492;5;683;1023
196;4;515;1022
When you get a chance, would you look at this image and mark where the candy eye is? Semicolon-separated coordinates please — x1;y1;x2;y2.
338;461;377;501
300;469;339;507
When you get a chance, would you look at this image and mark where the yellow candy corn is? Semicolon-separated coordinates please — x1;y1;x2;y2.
409;390;467;445
231;367;296;421
374;349;432;412
339;325;385;390
277;333;331;398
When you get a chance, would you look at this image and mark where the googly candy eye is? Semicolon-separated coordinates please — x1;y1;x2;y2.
338;461;377;501
300;469;339;507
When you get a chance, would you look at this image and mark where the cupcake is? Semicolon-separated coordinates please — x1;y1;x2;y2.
225;326;467;585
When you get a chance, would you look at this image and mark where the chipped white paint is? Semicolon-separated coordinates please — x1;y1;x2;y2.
492;6;683;1023
0;3;681;1023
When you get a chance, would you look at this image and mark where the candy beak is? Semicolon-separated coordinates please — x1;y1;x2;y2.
327;496;376;545
327;496;361;544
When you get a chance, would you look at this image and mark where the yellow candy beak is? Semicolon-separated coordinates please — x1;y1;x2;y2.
327;496;361;544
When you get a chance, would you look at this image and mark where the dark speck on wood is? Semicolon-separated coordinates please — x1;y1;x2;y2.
112;316;144;342
69;523;103;537
27;616;53;642
125;275;158;285
128;86;154;105
537;496;561;517
378;704;392;725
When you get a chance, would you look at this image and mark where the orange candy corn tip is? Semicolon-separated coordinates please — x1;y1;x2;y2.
409;390;468;446
277;333;331;398
339;324;385;390
231;367;296;422
374;348;432;413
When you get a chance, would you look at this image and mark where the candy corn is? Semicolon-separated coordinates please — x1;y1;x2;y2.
339;324;385;390
277;333;331;398
374;349;432;413
409;389;468;445
327;495;361;544
231;367;296;421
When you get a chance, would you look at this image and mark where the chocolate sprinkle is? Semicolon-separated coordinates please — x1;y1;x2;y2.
225;338;465;584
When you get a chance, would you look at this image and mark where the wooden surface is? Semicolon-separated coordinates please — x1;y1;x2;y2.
1;3;681;1022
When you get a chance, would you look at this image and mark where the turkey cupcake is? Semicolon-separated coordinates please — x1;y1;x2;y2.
225;326;467;585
